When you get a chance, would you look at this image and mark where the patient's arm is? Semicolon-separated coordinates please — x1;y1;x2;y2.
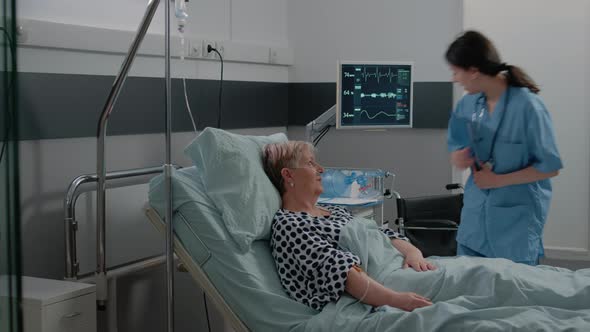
391;239;437;271
345;266;432;311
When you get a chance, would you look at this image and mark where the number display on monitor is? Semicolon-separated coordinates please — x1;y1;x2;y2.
337;61;413;129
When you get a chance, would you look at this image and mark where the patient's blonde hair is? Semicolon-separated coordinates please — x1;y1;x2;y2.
263;141;315;195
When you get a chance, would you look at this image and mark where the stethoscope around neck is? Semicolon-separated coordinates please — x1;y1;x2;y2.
467;88;511;171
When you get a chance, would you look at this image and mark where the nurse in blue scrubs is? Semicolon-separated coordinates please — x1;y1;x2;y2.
445;31;563;265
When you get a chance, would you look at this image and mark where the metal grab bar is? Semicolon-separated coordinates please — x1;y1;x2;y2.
96;0;161;308
64;166;173;280
77;254;176;283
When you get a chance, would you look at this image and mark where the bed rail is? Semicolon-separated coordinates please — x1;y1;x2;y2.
64;165;173;280
64;165;179;332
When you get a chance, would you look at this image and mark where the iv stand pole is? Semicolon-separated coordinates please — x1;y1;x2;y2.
96;0;175;331
164;0;175;330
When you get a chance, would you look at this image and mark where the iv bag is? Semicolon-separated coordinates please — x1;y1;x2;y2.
175;0;188;33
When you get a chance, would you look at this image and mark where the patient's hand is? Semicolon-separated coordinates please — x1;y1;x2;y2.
403;252;437;272
389;291;432;312
391;239;437;271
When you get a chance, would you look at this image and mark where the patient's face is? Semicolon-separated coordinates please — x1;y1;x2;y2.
291;148;324;197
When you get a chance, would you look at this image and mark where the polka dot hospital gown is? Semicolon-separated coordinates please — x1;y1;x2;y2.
270;205;408;310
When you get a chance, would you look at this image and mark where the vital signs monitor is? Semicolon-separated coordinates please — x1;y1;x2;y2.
336;61;413;129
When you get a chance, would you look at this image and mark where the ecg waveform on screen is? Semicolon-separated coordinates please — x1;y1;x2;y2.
360;92;397;99
358;67;398;84
344;67;411;86
343;108;407;121
340;63;412;127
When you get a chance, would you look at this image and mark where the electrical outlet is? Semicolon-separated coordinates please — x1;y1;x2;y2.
267;47;294;65
187;40;201;58
269;48;278;64
202;40;217;58
16;25;28;43
214;42;225;59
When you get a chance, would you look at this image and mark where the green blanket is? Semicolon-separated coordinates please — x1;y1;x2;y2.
299;217;590;331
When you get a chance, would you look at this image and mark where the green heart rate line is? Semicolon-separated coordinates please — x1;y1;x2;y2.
357;67;400;84
345;68;410;84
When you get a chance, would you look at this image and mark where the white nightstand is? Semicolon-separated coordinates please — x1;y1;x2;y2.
21;276;96;332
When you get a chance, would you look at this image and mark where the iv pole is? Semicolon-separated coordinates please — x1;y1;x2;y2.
96;0;175;331
164;0;175;331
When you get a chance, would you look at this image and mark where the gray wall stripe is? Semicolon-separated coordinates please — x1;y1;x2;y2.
288;83;336;126
17;73;289;140
413;82;453;129
16;73;452;140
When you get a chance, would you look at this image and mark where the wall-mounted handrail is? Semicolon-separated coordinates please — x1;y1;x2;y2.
95;0;161;309
64;166;172;280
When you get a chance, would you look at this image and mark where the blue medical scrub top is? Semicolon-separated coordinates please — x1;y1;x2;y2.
448;86;563;263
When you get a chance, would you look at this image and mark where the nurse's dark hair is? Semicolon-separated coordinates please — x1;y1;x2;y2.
445;30;540;94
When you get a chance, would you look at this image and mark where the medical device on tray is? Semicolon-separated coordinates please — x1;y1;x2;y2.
319;167;394;225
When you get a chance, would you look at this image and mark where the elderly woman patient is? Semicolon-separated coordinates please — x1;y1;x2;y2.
263;140;436;312
262;140;590;330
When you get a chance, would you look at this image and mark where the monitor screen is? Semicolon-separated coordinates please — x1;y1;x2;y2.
336;61;413;129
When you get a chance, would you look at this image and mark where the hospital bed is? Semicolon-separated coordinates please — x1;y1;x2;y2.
144;206;248;332
145;129;320;331
145;127;590;332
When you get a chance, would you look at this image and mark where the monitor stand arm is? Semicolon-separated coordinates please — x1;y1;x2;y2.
305;104;336;143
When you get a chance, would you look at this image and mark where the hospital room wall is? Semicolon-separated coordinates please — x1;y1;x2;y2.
463;0;590;264
285;0;463;198
17;0;289;331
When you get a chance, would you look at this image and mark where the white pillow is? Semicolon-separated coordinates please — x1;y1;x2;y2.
184;127;287;252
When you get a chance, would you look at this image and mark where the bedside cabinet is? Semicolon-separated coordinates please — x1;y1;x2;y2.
22;276;96;332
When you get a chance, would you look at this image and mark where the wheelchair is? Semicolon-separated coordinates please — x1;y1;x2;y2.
391;184;463;257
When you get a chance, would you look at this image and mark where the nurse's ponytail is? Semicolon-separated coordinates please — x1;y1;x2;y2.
445;30;540;94
504;64;540;94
